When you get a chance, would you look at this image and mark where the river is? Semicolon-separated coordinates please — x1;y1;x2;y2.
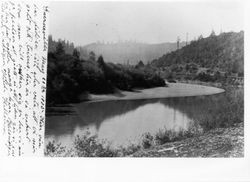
45;84;239;149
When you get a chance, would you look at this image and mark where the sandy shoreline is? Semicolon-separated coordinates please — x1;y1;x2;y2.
88;82;225;103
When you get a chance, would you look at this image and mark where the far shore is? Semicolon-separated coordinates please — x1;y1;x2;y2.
86;82;225;103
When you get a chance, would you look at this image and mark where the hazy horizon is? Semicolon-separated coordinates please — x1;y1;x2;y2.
49;1;244;46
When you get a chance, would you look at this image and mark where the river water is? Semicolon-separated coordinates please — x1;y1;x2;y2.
45;90;234;148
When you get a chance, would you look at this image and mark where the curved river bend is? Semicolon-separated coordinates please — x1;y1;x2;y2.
45;84;230;148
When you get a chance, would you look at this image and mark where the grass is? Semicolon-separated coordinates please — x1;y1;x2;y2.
141;122;203;148
196;87;243;131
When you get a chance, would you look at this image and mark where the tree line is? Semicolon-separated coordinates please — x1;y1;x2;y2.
46;42;166;105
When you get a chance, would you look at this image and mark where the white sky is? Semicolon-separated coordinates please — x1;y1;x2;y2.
49;1;244;46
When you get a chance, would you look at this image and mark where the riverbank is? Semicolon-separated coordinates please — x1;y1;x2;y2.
45;121;244;157
131;122;244;157
86;82;225;103
45;82;243;157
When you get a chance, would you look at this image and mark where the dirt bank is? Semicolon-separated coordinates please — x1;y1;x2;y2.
131;122;244;157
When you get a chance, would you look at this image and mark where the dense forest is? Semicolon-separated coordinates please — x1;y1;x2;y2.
48;35;79;55
46;42;166;105
151;31;244;79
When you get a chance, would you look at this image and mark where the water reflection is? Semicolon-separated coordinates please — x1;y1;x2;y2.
45;93;225;148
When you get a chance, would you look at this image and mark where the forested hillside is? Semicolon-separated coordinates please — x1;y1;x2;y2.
151;31;244;76
47;43;165;105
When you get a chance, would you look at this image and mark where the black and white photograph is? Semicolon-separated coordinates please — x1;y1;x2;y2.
1;0;250;182
44;1;244;157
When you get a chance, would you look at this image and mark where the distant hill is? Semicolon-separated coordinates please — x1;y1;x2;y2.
81;41;186;65
151;31;244;75
48;36;186;65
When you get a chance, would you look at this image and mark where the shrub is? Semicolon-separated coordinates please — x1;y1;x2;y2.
118;144;141;156
45;132;141;157
73;131;118;157
195;72;215;82
141;132;154;149
44;141;74;157
141;123;203;146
